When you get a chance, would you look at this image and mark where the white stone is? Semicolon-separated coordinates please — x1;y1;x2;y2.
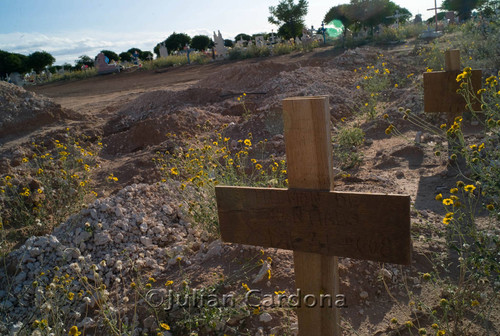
259;312;273;323
94;231;111;245
140;236;153;247
115;207;124;218
359;291;369;299
252;261;271;284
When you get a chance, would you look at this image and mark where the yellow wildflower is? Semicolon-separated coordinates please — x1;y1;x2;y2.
68;326;81;336
443;199;453;206
464;184;476;193
244;139;252;147
435;194;442;201
160;323;170;330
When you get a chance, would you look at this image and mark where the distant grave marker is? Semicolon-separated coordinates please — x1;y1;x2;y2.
423;49;482;126
213;30;228;59
385;10;409;28
216;96;411;335
96;53;120;75
235;37;245;48
255;35;265;47
9;72;24;86
159;43;169;58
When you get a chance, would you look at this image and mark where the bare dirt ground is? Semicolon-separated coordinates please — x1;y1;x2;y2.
1;43;497;335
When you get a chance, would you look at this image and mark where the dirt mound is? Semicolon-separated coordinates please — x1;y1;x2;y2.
0;81;77;139
104;107;234;155
197;60;299;92
327;47;380;68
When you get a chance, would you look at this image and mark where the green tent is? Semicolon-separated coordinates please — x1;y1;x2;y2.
325;19;344;38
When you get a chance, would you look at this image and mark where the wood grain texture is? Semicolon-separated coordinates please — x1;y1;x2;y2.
216;186;411;265
282;96;333;191
445;49;460;71
423;70;482;113
282;96;339;335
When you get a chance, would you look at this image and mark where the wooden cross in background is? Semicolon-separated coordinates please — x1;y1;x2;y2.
216;97;411;335
424;49;482;126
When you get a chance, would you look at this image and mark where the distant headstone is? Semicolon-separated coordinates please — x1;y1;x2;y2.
270;32;276;44
213;30;228;58
420;26;442;40
247;39;253;47
255;35;265;47
57;68;65;75
96;53;120;75
295;36;302;45
9;72;24;86
235;37;245;48
159;43;169;58
414;14;423;24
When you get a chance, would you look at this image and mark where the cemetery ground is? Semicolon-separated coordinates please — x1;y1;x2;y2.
1;28;499;335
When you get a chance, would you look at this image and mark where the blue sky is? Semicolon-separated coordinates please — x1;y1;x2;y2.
0;0;437;65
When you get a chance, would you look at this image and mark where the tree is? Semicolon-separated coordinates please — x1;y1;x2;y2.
0;50;29;77
268;0;309;39
153;44;162;58
119;52;132;62
442;0;485;20
234;33;252;42
127;48;142;55
27;51;55;73
191;35;211;51
380;1;411;25
140;51;153;61
164;33;192;52
100;50;119;62
326;0;411;35
224;39;234;47
75;55;93;68
426;12;447;24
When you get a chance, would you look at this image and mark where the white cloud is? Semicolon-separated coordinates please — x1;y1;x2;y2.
0;29;248;65
0;31;169;65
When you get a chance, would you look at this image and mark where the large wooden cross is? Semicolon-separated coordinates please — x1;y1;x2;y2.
215;96;411;335
423;49;482;126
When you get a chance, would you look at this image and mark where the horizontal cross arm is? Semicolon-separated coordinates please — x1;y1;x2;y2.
216;186;411;265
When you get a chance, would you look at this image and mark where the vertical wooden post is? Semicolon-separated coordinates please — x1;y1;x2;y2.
282;96;340;335
445;49;461;126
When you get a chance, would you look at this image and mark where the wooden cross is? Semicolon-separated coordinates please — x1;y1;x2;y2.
215;96;411;335
424;49;482;126
427;0;442;32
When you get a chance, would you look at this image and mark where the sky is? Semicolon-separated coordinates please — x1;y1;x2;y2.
0;0;438;65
